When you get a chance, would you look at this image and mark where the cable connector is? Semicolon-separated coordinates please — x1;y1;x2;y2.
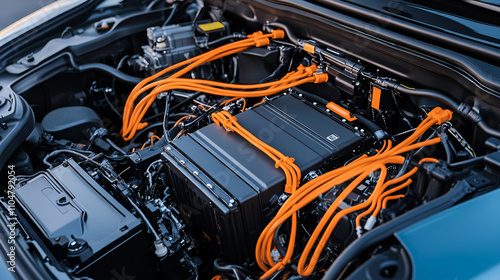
313;72;329;84
271;29;285;39
364;216;377;231
427;107;453;125
254;37;270;47
248;31;264;38
271;249;281;264
356;226;363;238
154;239;168;258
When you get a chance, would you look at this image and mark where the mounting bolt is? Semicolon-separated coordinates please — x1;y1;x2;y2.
27;53;34;62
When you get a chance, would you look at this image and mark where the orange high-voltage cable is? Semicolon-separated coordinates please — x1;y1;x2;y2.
123;63;327;140
255;107;452;277
211;110;302;272
121;30;333;140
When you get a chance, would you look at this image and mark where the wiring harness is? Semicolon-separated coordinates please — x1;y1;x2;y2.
122;29;327;140
118;24;462;279
255;107;453;278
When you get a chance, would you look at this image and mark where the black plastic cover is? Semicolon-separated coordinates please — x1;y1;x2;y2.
163;94;363;263
41;106;101;142
14;159;154;279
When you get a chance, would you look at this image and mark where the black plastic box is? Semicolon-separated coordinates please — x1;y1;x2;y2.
162;94;363;263
14;159;155;279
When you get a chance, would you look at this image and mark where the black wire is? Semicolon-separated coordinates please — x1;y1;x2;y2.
116;55;130;70
370;77;500;139
207;33;246;48
129;121;175;144
146;0;163;10
395;153;412;179
180;102;223;131
448;156;485;169
413;130;437;157
259;51;290;84
143;92;203;122
105;138;126;155
191;1;205;31
390;91;413;129
213;259;252;280
352;113;387;141
163;92;172;143
273;223;287;258
441;132;454;164
162;2;179;26
104;80;123;118
65;52;142;84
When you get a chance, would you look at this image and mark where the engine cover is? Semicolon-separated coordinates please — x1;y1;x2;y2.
162;94;364;263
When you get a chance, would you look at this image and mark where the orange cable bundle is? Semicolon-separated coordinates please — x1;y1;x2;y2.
254;107;452;278
211;110;302;275
120;29;329;141
122;63;327;140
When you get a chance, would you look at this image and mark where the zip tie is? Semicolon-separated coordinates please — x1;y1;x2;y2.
275;156;295;169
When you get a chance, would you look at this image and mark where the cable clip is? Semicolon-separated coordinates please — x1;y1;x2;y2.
275;156;295;168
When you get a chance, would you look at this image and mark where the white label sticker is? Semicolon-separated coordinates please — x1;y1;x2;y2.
327;134;339;142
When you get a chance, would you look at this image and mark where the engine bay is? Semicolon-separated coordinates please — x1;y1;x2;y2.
1;0;500;279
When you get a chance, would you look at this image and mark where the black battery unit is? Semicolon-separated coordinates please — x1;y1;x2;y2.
162;94;364;263
14;159;156;279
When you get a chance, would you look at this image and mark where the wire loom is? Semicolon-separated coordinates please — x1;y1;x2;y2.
121;29;328;140
246;107;453;278
211;104;451;277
